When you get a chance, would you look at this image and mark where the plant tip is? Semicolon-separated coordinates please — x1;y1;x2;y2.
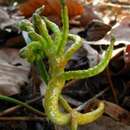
35;5;45;15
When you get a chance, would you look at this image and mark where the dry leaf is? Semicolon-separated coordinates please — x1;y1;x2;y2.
0;7;16;29
0;0;9;5
18;0;84;18
0;48;30;96
86;16;130;45
79;5;100;27
104;101;130;125
79;20;111;41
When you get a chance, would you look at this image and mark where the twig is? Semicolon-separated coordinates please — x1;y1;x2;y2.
76;87;109;111
63;95;82;107
106;67;118;103
0;95;45;117
0;95;44;117
100;2;130;10
0;116;45;122
111;1;130;6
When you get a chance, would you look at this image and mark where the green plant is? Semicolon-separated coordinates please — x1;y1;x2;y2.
18;0;115;129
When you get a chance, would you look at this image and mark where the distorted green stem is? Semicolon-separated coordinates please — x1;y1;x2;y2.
59;96;73;112
35;59;72;114
32;13;53;48
63;37;115;80
28;31;51;56
64;34;83;62
17;20;34;32
56;0;69;55
18;0;115;129
71;110;78;130
44;17;62;47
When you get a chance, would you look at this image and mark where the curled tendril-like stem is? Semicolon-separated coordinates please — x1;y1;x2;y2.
18;0;115;129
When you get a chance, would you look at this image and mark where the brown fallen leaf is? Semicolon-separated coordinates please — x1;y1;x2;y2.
86;16;130;45
104;100;130;125
18;0;84;18
0;0;9;5
79;20;111;41
78;5;100;27
110;45;130;76
0;48;30;96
